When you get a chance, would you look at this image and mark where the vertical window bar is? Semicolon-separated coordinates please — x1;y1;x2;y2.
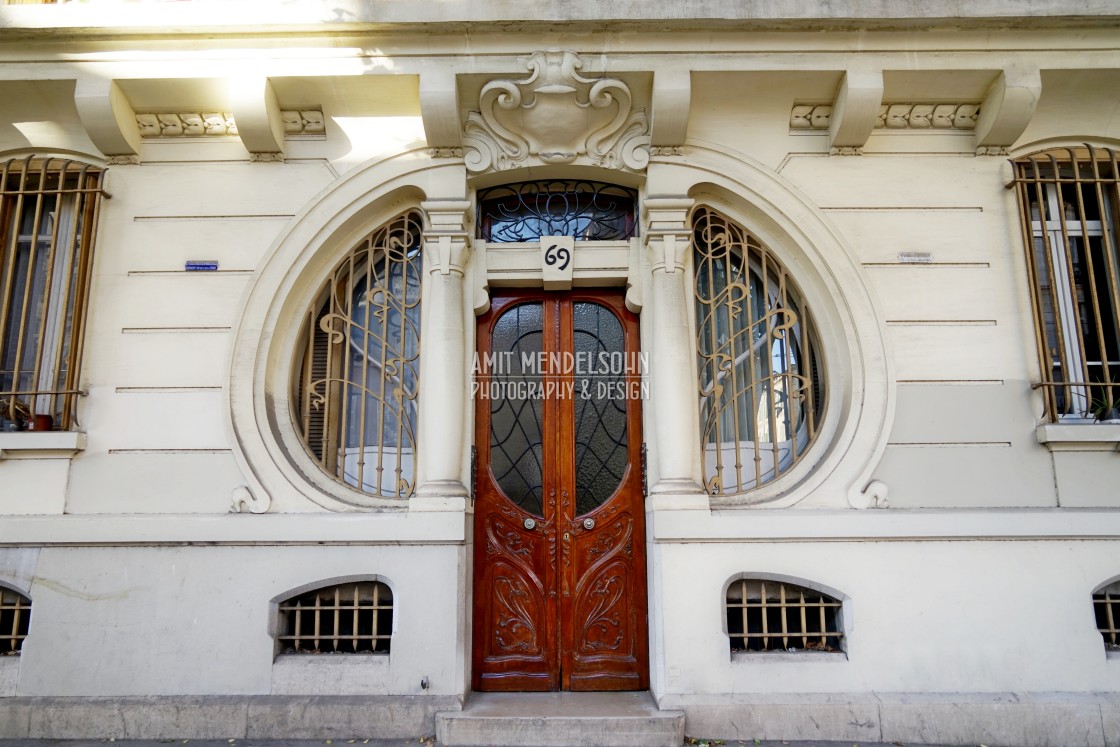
1105;591;1116;647
759;581;769;650
779;582;789;649
738;579;748;652
292;599;302;652
800;588;809;650
1088;148;1120;408
332;585;340;652
1017;159;1058;419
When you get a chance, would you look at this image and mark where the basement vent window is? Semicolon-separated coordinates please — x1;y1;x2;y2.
1094;580;1120;652
0;587;29;655
726;579;842;654
278;581;392;654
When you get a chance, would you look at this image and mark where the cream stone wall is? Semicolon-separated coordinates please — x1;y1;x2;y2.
0;2;1119;743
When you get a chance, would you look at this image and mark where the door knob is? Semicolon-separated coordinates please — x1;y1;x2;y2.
583;518;596;530
523;518;536;530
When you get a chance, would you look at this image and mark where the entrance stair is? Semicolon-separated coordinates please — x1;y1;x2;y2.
436;691;684;747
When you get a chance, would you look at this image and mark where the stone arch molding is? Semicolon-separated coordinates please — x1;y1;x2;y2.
655;143;894;509
226;149;467;513
463;49;651;174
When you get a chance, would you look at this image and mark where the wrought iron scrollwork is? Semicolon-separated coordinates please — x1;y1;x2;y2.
477;180;637;242
295;210;423;498
692;207;824;495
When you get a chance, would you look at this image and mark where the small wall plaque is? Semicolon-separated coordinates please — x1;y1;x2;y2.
185;261;219;271
897;252;933;264
540;236;574;291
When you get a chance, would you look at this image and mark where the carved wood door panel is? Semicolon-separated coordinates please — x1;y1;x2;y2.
472;290;648;692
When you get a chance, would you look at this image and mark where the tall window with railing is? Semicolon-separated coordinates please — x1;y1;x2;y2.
0;157;105;432
1014;146;1120;422
292;210;423;497
692;206;824;495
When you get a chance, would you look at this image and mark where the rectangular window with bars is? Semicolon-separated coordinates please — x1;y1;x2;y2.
1014;146;1120;422
0;157;105;432
277;581;393;654
726;578;843;654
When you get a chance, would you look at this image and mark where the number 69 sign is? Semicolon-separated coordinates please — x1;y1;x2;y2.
540;235;575;290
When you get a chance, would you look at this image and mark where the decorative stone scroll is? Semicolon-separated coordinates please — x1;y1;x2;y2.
792;103;981;131
462;49;651;174
136;112;238;138
280;109;326;135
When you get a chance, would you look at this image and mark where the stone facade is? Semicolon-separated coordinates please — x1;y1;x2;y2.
0;2;1118;745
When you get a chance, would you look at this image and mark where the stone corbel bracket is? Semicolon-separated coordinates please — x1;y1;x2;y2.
75;78;142;164
420;70;462;150
827;70;884;155
462;49;651;175
974;66;1041;156
231;77;286;161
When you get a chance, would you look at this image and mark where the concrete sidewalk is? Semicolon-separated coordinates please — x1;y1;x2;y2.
0;740;969;747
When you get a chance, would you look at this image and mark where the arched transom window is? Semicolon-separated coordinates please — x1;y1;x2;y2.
293;210;423;498
693;206;824;495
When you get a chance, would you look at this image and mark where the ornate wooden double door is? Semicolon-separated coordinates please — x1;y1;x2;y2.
472;290;649;691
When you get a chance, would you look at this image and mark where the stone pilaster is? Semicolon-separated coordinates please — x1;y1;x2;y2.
644;197;705;499
412;200;473;509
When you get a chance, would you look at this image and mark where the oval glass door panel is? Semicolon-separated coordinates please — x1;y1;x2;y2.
572;302;629;516
489;302;545;517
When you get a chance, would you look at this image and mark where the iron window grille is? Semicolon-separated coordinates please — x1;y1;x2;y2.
726;579;842;653
1;156;105;432
1013;146;1120;422
692;206;824;495
277;581;393;654
293;210;423;498
477;180;637;243
1095;580;1120;651
0;586;30;655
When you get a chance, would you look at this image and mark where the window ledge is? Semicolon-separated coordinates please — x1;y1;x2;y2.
1107;648;1120;661
1036;423;1120;452
731;650;847;664
0;432;86;459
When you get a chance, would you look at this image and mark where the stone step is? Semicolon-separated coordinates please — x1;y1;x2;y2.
436;691;685;747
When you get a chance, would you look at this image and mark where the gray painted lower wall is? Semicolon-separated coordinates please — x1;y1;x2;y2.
663;692;1120;747
0;692;1117;746
0;695;462;740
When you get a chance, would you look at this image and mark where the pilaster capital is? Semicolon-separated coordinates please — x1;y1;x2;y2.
421;199;473;276
644;196;694;273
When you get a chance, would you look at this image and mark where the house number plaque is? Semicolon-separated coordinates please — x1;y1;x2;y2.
541;235;574;291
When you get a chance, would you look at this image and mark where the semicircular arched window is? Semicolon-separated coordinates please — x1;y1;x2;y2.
692;206;824;495
293;210;423;498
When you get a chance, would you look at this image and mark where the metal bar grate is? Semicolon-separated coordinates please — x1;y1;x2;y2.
278;581;393;654
0;156;104;432
1014;145;1120;422
726;579;842;653
0;587;30;655
692;206;824;495
1094;582;1120;649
